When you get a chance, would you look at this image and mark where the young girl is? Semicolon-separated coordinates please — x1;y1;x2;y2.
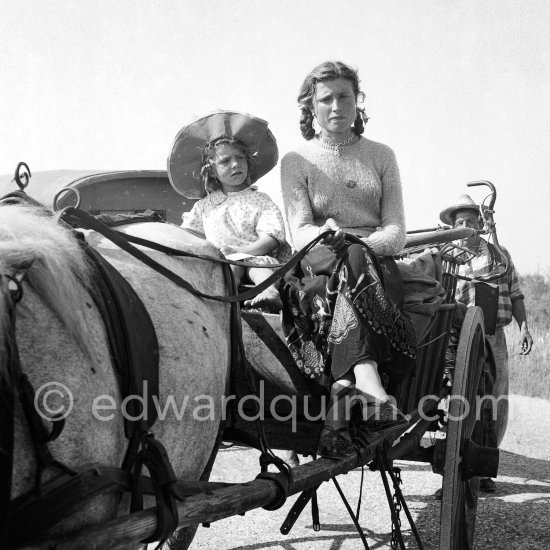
168;111;288;310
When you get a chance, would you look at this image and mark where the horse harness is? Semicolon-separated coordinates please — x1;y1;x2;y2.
1;190;330;547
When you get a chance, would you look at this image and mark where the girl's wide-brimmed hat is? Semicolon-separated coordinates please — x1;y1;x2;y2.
439;194;482;225
167;110;279;198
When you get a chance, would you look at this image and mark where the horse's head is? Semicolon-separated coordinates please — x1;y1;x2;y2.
0;204;96;360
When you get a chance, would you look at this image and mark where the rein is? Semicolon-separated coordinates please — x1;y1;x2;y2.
2;197;331;545
0;273;70;546
0;275;19;544
58;205;333;304
58;205;327;483
0;191;345;545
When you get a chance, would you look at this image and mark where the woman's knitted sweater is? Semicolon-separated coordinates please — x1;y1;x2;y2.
280;136;406;256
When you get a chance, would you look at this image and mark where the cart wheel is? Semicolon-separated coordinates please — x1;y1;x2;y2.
439;306;486;550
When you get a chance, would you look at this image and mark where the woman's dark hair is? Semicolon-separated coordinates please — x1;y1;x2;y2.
198;136;254;193
297;60;368;140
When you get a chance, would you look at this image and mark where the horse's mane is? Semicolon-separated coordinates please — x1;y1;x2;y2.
0;204;94;359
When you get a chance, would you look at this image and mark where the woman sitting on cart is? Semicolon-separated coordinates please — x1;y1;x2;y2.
280;60;417;459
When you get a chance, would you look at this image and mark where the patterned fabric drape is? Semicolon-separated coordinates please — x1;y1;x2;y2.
281;243;416;388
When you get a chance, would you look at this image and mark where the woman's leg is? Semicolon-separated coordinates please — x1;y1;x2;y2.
353;360;389;404
352;360;408;429
244;267;282;310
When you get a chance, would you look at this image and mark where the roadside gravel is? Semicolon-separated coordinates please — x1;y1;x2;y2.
190;394;550;550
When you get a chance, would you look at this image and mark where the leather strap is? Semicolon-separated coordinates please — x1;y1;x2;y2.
9;466;130;547
280;484;321;535
0;278;16;544
8;462;236;547
59;206;333;303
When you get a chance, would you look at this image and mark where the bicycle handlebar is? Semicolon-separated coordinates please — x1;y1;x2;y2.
467;180;496;210
465;180;509;281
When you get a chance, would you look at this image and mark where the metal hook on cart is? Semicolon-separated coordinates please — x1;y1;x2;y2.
12;162;31;190
53;187;81;211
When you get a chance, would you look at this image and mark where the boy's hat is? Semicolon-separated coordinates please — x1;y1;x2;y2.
167;110;279;198
439;194;481;225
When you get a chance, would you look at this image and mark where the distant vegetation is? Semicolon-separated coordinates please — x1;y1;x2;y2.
506;270;550;399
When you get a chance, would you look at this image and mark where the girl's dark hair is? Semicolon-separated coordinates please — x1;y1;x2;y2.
297;60;368;140
198;136;254;193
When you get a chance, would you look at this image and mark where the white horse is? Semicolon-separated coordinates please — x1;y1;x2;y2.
1;204;231;549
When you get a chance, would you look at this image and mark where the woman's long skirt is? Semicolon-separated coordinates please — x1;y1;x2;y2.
281;243;417;389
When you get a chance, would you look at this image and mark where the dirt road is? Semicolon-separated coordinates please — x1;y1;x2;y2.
189;395;550;550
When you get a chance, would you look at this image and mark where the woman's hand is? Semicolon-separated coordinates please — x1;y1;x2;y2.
320;218;346;253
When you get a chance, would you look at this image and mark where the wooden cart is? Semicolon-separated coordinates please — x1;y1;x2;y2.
6;167;503;550
228;224;498;550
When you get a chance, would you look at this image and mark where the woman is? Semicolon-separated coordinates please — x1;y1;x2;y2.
280;61;417;459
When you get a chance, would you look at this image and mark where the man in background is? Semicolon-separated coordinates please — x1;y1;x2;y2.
439;194;533;492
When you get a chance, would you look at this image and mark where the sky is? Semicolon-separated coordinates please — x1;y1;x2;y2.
1;0;549;274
